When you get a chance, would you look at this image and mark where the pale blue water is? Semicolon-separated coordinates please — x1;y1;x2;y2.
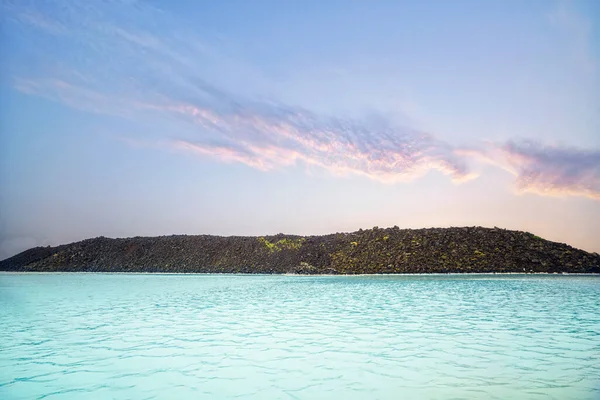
1;274;599;400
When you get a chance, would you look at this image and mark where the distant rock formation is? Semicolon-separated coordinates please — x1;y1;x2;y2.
1;227;599;274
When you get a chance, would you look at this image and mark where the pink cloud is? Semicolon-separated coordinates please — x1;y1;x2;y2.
462;141;600;200
162;100;475;184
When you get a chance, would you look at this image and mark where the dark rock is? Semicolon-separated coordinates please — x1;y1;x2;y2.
1;227;598;274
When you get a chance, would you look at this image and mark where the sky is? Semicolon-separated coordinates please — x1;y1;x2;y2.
0;0;599;259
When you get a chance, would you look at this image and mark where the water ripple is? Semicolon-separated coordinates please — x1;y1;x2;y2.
1;273;599;399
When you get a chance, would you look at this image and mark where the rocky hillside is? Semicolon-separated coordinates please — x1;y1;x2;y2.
1;227;599;274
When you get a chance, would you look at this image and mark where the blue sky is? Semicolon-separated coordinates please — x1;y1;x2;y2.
1;0;599;258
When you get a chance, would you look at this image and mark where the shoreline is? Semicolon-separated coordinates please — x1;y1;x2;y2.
1;271;599;276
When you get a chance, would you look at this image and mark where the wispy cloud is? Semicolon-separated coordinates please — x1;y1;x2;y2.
10;72;477;183
16;11;67;35
461;141;600;200
2;0;599;199
2;0;476;184
165;99;476;183
12;77;129;116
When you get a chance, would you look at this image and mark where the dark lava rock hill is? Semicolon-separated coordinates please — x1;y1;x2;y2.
1;226;599;274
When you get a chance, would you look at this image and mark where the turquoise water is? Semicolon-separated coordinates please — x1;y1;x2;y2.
1;274;599;399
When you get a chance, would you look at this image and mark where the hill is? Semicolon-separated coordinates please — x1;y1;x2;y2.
1;227;599;274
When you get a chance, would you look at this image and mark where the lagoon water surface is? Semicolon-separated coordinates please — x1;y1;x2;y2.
1;273;599;399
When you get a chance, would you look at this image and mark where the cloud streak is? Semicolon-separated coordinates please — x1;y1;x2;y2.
462;141;600;200
2;0;599;199
156;97;476;183
503;142;600;200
